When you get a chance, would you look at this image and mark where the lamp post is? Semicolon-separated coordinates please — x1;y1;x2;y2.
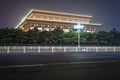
78;29;80;47
74;23;84;47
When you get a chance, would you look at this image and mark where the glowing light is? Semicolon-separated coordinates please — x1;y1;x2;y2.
74;23;84;29
30;27;34;30
63;29;69;32
37;27;42;31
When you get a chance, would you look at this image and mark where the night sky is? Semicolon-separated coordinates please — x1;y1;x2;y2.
0;0;120;31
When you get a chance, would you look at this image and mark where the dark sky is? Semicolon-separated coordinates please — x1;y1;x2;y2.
0;0;120;31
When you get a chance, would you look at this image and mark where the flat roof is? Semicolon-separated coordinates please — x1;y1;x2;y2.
30;9;92;19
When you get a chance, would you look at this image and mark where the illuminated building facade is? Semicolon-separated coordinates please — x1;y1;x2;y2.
16;9;101;32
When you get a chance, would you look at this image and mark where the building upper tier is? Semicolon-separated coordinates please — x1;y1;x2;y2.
16;9;99;27
16;9;101;32
27;9;92;23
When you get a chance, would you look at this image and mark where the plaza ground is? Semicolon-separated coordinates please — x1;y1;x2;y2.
0;52;120;80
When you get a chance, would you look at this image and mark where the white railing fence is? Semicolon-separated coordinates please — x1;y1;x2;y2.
0;46;120;53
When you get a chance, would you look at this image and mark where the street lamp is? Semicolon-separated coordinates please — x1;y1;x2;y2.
74;23;84;47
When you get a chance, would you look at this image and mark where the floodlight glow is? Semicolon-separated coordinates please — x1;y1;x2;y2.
30;27;34;30
74;23;84;29
37;27;42;30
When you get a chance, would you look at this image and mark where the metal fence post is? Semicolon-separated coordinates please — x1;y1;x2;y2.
38;46;40;53
86;47;88;52
23;46;26;53
105;47;107;52
76;47;78;52
64;47;66;53
52;47;54;53
7;46;10;53
114;47;116;52
96;47;98;52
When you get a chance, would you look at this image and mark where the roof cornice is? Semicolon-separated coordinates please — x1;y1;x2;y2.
31;9;92;18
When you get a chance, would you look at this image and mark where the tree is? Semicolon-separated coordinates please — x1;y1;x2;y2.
15;29;29;45
52;28;64;45
97;31;109;45
0;27;120;46
108;28;120;46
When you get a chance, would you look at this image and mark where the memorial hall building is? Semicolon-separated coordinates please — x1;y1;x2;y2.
16;9;101;33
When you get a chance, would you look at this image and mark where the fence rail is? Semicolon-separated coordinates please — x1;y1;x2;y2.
0;46;120;53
